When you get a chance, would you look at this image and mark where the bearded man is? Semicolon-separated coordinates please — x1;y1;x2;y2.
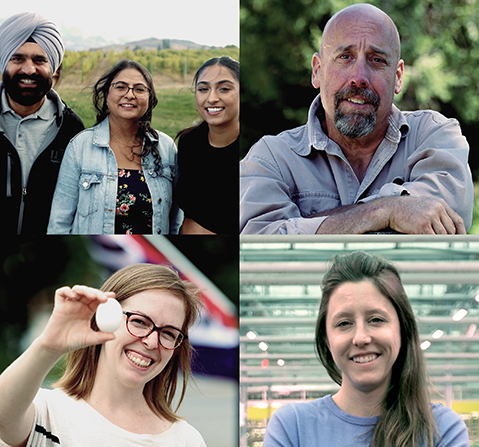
0;12;84;234
240;3;474;234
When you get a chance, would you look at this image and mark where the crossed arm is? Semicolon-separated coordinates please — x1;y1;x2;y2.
311;196;466;234
240;131;472;234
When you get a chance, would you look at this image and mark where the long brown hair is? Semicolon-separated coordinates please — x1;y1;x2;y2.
315;251;437;447
54;263;203;422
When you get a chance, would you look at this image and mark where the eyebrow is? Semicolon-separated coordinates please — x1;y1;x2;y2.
330;308;391;321
196;79;236;87
334;44;392;59
129;310;183;331
114;81;148;87
11;52;48;60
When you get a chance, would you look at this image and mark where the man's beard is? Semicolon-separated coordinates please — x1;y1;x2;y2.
3;71;53;107
333;86;380;139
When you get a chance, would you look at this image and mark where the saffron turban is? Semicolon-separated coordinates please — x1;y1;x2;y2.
0;12;64;75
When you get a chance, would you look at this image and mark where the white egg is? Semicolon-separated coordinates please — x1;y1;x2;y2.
95;298;123;332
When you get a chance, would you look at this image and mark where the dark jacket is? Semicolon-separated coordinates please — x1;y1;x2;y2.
1;89;84;234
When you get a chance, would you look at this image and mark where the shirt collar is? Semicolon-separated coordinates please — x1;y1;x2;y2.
302;93;410;155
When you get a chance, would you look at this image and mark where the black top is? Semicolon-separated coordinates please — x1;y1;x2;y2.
175;121;238;234
115;169;153;234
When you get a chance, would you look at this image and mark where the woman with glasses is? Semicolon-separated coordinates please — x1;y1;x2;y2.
47;59;182;234
263;252;469;447
174;56;239;234
0;263;206;446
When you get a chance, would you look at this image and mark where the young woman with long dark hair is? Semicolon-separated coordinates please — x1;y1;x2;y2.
175;56;239;235
264;251;469;447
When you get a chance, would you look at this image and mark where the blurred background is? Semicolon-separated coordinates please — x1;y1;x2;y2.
240;0;479;231
240;236;479;446
0;235;238;447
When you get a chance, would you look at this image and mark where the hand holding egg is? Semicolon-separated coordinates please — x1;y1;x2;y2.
95;298;123;332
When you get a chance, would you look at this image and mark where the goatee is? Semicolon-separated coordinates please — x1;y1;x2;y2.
3;71;52;107
334;86;380;139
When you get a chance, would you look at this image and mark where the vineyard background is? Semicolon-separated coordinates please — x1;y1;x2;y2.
55;46;239;139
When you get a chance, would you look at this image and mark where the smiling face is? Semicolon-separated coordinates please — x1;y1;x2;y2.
106;67;150;123
3;42;53;107
311;5;403;142
98;289;186;390
325;280;401;396
195;64;239;129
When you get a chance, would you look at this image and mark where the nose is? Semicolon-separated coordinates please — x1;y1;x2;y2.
352;323;372;346
20;61;36;76
141;330;159;349
124;87;136;99
349;57;370;89
207;89;219;103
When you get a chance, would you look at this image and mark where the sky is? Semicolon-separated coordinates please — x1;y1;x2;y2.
1;0;239;48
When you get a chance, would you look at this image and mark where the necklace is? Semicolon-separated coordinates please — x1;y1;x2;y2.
110;131;142;162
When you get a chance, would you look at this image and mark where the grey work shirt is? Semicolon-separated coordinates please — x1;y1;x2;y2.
240;94;474;234
0;87;58;189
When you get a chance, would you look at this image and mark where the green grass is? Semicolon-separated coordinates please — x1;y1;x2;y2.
56;86;199;141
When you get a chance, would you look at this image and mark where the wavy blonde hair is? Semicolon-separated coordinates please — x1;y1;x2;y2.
54;263;203;422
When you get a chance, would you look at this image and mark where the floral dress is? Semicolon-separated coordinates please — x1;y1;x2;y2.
115;169;153;234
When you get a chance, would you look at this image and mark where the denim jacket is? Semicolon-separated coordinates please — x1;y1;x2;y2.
240;94;473;234
47;117;182;234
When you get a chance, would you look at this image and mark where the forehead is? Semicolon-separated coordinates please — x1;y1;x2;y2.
327;280;398;319
12;42;48;58
197;65;237;84
322;11;398;59
122;289;186;328
112;67;147;85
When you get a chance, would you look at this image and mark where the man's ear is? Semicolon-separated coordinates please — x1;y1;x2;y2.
395;59;404;95
311;52;321;89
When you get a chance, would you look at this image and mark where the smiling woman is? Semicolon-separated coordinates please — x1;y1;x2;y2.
47;59;183;235
174;56;240;235
263;251;470;447
0;263;206;447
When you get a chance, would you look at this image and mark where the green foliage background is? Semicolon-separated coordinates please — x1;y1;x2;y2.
240;0;479;181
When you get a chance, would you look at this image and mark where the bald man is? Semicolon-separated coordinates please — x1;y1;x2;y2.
0;12;84;234
240;4;473;234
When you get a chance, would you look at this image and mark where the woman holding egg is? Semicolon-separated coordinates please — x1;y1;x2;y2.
0;264;206;447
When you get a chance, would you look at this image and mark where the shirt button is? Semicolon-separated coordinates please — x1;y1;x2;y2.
158;198;162;203
83;180;88;188
157;229;161;234
149;170;153;175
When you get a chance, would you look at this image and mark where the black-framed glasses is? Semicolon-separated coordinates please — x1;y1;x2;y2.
111;82;150;98
123;311;187;350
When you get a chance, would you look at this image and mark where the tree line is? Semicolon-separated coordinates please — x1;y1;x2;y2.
62;46;239;81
